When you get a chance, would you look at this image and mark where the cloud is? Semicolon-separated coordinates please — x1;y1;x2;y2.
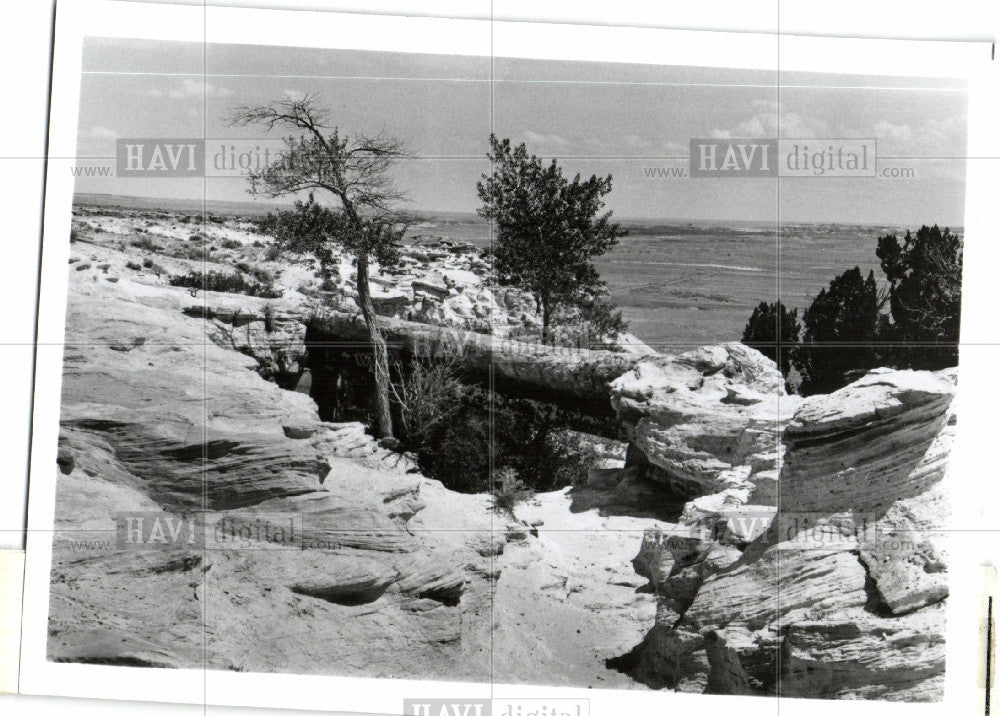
654;139;690;157
711;100;966;156
165;78;233;99
621;134;685;155
711;100;830;139
874;114;965;155
522;131;572;154
76;125;117;155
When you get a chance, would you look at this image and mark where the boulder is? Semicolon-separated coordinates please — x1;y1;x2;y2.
444;292;477;322
370;288;409;317
610;343;799;499
614;367;956;701
858;480;950;615
412;274;451;301
781;367;956;515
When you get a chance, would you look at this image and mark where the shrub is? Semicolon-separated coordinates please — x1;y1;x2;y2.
576;292;629;345
741;301;800;377
319;276;339;292
249;266;276;285
506;292;629;349
491;467;534;513
126;261;141;271
418;405;492;493
129;236;158;251
551;292;629;349
168;270;283;298
413;387;605;494
793;267;881;395
220;238;242;250
528;429;609;489
265;242;283;261
391;356;463;449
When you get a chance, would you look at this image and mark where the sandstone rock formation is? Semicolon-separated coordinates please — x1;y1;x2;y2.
609;344;802;543
309;309;640;402
50;269;502;676
54;206;959;701
48;219;658;687
612;367;956;701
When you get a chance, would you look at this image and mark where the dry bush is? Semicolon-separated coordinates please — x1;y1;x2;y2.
491;467;534;513
391;352;463;449
168;270;283;298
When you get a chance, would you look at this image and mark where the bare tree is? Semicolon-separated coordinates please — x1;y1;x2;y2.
230;94;406;437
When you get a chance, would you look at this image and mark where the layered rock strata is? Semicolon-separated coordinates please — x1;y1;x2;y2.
614;367;956;701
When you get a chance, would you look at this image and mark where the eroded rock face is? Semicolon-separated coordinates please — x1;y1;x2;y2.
610;343;800;514
616;366;956;702
782;367;956;514
48;251;662;688
49;272;500;678
56;209;961;700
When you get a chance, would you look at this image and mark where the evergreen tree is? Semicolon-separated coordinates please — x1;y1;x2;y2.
232;96;405;437
741;301;801;377
477;135;627;343
876;224;962;369
794;267;880;395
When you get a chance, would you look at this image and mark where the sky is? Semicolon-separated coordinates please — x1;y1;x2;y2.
73;38;969;226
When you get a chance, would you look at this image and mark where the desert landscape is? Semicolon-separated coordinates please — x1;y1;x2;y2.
47;198;955;699
36;30;970;704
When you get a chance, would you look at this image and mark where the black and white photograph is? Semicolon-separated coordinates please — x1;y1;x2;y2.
5;2;1000;715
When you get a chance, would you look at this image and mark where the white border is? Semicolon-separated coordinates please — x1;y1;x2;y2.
19;2;999;715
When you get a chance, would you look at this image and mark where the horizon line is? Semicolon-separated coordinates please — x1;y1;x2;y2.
72;192;965;230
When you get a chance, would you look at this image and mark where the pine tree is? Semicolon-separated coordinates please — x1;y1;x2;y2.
794;267;880;395
477;135;627;343
876;224;962;369
741;300;801;376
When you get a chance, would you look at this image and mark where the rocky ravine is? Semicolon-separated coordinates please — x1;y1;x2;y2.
49;239;662;686
50;206;956;700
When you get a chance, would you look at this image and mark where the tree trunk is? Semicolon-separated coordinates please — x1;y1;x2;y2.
355;252;394;438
